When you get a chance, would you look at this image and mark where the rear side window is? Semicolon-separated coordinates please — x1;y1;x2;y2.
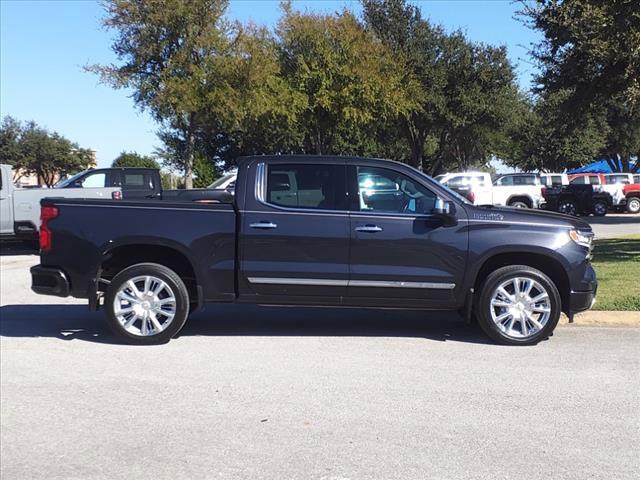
634;175;640;184
514;175;537;185
266;164;347;211
542;176;562;186
123;172;154;189
606;174;630;185
445;175;485;188
549;175;563;186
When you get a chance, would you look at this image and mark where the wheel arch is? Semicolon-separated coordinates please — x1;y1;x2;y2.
506;195;533;207
472;251;570;314
98;238;202;307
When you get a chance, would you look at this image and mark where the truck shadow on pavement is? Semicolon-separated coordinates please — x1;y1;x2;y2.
0;303;490;345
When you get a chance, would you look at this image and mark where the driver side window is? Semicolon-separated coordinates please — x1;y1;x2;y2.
357;166;436;214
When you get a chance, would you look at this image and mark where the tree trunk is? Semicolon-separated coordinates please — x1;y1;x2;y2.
184;114;195;189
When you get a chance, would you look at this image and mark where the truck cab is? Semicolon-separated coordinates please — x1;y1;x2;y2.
56;167;161;199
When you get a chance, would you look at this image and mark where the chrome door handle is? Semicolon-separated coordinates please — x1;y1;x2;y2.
355;225;383;233
250;222;278;229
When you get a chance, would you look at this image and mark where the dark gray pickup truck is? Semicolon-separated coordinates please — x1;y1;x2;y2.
31;155;597;345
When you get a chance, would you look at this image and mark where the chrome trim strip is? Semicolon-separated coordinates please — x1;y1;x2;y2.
52;204;230;212
248;277;348;287
349;280;456;289
247;277;455;289
255;162;266;202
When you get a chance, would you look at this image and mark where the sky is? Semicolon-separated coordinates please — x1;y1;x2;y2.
1;0;541;168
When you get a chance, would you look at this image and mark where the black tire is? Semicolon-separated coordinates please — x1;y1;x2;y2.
558;199;578;216
475;265;561;346
104;263;190;345
509;200;530;209
593;200;608;217
627;197;640;214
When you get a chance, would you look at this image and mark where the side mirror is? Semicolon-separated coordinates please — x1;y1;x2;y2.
432;198;457;226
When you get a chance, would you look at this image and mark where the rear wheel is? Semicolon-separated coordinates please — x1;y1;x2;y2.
476;265;561;346
104;263;189;345
558;199;578;216
509;199;530;209
627;197;640;214
593;200;608;217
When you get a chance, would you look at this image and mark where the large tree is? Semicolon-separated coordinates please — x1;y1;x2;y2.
363;0;525;174
90;0;232;187
0;116;93;186
277;4;409;156
522;0;640;172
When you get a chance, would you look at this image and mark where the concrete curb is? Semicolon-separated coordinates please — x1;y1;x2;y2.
560;310;640;327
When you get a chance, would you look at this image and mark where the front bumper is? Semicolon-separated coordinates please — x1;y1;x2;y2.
30;265;70;297
570;287;597;313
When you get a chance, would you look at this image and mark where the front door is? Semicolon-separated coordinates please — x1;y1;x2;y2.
239;160;350;304
346;164;468;309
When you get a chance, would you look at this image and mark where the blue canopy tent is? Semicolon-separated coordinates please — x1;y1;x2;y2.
568;159;638;174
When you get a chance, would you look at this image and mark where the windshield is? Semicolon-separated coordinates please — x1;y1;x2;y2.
54;170;89;188
207;172;236;189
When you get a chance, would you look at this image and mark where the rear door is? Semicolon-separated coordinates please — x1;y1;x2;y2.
238;159;350;303
346;163;468;309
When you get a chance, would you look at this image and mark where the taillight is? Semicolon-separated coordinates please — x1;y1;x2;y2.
466;190;476;203
541;187;547;196
112;191;122;200
39;206;59;252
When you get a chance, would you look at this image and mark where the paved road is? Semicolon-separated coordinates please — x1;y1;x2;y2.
1;254;639;479
586;213;639;239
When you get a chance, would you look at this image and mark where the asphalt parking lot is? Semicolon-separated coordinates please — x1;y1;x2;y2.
587;213;640;238
1;247;639;480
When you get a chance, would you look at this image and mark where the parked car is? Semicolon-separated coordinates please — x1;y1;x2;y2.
56;167;162;199
622;183;640;214
569;173;626;210
30;155;597;346
604;173;634;185
542;184;612;216
435;172;544;208
0;164;120;240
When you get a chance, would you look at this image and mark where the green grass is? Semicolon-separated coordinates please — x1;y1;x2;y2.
591;234;640;311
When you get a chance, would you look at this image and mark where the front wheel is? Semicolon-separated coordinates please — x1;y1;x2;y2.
558;199;578;216
593;200;608;217
476;265;561;346
627;197;640;214
104;263;190;345
509;200;529;209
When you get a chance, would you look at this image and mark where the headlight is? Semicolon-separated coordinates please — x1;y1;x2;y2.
569;229;594;248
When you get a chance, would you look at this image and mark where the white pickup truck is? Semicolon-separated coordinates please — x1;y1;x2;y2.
0;164;120;240
435;172;545;208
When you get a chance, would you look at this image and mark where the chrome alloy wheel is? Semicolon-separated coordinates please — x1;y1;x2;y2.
113;275;176;337
489;277;551;339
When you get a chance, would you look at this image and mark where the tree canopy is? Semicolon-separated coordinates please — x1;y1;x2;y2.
0;116;93;186
112;151;160;169
79;0;639;178
521;0;640;172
